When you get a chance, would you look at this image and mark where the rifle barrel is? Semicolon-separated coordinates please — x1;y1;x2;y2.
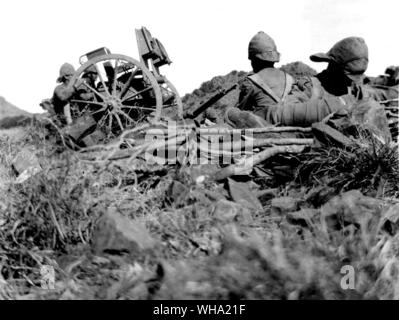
186;83;238;119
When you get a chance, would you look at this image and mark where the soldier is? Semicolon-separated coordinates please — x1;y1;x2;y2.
275;36;391;141
75;64;98;101
225;31;294;128
52;63;76;125
367;66;399;87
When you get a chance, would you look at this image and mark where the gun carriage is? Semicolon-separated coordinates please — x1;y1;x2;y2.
61;27;184;147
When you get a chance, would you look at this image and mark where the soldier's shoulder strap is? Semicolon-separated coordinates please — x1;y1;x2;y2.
310;76;323;99
247;73;281;103
282;73;294;101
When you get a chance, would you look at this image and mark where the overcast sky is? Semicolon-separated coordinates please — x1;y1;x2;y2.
0;0;398;113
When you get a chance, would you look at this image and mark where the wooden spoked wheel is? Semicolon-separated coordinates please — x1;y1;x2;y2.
68;54;163;143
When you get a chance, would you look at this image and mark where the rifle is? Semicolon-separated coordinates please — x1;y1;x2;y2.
184;83;239;119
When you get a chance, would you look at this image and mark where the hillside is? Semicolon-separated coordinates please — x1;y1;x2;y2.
0;97;32;129
0;97;29;119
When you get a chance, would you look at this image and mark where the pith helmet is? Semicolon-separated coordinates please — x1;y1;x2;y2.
248;31;280;62
310;37;369;81
57;63;75;82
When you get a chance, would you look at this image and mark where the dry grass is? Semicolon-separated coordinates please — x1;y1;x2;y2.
295;127;399;198
0;120;398;300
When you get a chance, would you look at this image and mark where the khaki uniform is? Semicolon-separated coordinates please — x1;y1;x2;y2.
261;36;391;142
52;83;75;115
51;63;76;124
274;70;391;141
226;31;292;129
275;71;360;126
226;68;294;128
